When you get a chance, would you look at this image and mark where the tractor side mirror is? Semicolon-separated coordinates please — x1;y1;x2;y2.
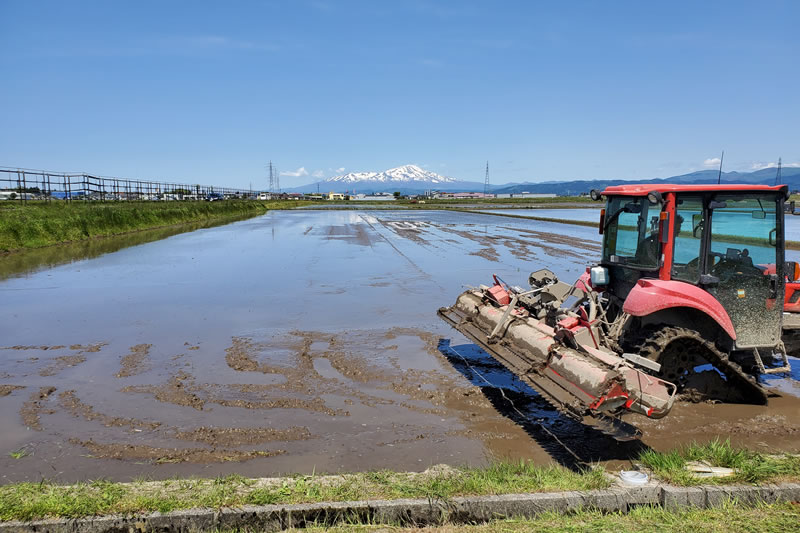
752;210;767;219
692;214;703;238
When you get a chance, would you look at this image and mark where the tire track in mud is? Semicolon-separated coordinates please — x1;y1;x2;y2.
358;215;441;287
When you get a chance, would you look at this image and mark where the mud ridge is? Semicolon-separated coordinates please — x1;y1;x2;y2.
20;386;56;430
39;354;87;377
58;390;162;430
173;426;312;446
0;384;25;397
70;439;285;464
122;371;206;410
115;344;152;378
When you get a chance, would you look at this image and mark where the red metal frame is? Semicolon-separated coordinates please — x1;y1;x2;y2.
601;184;787;196
622;278;737;340
659;192;676;281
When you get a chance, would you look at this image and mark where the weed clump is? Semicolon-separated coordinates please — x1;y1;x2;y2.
638;439;800;486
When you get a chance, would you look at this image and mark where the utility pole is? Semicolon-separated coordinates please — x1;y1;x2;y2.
484;161;490;196
268;161;277;193
776;157;782;186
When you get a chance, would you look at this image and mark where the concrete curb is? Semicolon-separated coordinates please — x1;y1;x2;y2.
2;482;799;532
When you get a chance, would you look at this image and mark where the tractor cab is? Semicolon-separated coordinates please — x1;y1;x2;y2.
595;184;788;352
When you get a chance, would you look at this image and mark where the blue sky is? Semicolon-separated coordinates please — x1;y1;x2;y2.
1;1;798;188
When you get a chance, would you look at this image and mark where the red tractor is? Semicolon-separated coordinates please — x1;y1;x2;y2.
439;184;793;438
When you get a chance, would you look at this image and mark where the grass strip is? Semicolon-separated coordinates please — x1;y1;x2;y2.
0;462;609;522
638;439;800;486
0;200;308;252
294;501;800;533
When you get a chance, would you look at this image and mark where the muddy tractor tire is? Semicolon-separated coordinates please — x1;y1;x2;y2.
624;324;767;404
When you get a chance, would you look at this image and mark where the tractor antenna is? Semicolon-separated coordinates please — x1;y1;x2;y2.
717;151;724;184
775;157;782;186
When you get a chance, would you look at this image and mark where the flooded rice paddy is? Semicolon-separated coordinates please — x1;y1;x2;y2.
1;209;799;483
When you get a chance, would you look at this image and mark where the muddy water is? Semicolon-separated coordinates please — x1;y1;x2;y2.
1;209;798;483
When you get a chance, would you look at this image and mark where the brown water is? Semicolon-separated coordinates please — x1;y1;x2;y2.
1;210;798;483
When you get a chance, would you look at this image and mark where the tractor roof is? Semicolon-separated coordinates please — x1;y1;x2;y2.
601;183;788;196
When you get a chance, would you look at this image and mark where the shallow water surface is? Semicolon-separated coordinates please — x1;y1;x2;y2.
1;209;798;482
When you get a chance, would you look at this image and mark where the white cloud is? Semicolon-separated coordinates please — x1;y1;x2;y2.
312;170;325;178
328;167;346;174
703;157;721;168
750;161;800;170
280;167;308;177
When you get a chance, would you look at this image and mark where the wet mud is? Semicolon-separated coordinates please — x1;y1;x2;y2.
627;394;800;454
39;355;87;377
70;440;284;464
0;385;25;397
1;209;798;482
20;386;57;430
115;344;152;378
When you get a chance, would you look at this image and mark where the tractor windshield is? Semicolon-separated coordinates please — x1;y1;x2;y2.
602;196;660;270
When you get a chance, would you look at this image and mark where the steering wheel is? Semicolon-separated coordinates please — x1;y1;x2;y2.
710;251;762;283
687;252;721;270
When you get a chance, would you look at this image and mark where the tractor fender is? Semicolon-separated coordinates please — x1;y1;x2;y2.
622;279;737;341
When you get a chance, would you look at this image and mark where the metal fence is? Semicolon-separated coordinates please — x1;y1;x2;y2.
0;167;275;204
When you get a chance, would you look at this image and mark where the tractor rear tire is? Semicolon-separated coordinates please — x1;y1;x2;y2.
623;324;766;404
625;325;703;388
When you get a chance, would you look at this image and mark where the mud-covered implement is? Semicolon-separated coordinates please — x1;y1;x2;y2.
439;270;676;440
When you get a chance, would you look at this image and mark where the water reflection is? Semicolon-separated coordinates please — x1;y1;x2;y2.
0;214;257;280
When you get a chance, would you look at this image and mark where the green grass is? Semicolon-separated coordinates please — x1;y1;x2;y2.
0;462;609;521
0;200;308;252
292;501;800;533
638;439;800;486
8;448;28;460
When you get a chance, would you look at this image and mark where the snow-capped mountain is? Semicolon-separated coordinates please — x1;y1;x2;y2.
326;164;458;185
286;164;481;193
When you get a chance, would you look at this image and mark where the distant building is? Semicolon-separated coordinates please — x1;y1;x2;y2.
327;192;346;200
434;192;494;199
350;193;395;201
494;193;557;199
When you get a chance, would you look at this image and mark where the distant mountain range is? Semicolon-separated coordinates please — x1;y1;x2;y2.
287;164;800;195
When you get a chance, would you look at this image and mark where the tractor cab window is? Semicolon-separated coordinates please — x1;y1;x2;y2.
708;195;778;267
706;193;782;348
602;196;659;270
672;196;704;283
